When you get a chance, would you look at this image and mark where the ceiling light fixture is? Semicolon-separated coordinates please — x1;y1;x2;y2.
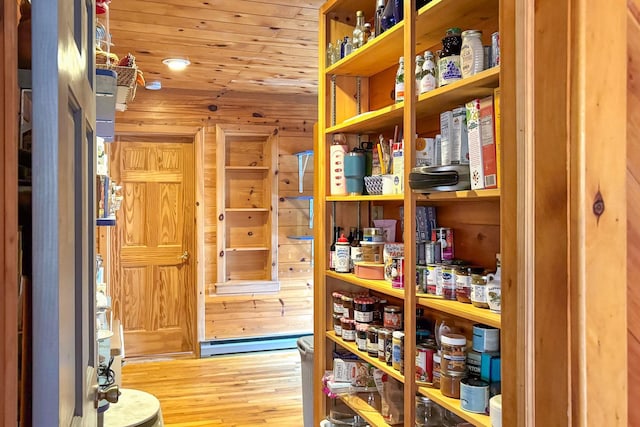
162;58;191;71
145;80;162;90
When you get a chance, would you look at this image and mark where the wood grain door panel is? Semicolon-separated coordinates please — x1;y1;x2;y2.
111;140;196;357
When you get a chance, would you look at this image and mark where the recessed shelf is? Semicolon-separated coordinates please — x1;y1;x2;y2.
418;386;491;427
414;188;501;202
225;247;270;252
326;102;404;135
326;331;405;383
339;394;393;427
225;208;270;212
225;166;270;171
418;296;501;328
325;271;405;300
326;194;405;202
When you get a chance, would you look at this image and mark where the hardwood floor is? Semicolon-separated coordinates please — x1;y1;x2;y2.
120;349;305;426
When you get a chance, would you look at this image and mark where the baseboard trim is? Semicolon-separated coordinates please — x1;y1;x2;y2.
199;333;310;357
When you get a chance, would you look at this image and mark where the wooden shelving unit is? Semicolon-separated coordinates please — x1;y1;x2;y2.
315;0;503;425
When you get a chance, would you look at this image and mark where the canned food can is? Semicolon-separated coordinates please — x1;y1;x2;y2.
491;32;500;67
390;257;405;289
426;264;438;295
416;345;435;383
460;378;490;414
432;227;454;261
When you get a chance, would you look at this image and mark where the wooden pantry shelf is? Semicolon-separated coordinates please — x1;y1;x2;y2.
325;23;404;78
326;194;405;202
415;67;500;119
414;188;501;201
225;166;270;171
339;394;395;427
225;247;270;252
326;102;404;135
326;331;405;383
418;386;491;427
417;296;501;328
415;0;500;53
225;208;270;212
326;271;405;300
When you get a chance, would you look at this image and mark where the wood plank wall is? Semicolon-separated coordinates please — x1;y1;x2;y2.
629;0;639;424
115;88;317;342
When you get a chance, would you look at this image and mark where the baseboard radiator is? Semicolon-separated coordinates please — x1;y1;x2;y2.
200;333;310;357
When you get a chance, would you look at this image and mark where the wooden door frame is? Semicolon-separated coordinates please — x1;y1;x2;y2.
113;123;206;354
1;0;19;424
502;0;628;424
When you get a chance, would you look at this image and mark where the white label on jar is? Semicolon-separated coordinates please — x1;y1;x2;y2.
456;274;471;289
438;56;462;86
342;329;356;341
471;283;487;303
354;310;374;323
334;324;342;336
356;335;367;351
333;303;344;313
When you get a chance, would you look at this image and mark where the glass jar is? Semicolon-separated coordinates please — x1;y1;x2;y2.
460;30;484;78
415;395;443;426
355;323;369;351
455;266;472;303
340;318;356;342
440;370;465;399
471;269;490;309
438;28;463;86
432;353;441;389
333;313;343;337
377;327;390;362
441;265;456;300
440;333;467;374
392;331;405;374
332;291;344;314
367;325;379;357
383;305;403;330
341;295;354;318
354;297;375;323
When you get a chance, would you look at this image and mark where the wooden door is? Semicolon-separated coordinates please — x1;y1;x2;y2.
110;137;196;357
31;0;99;425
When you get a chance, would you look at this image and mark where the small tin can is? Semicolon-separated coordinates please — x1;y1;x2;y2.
383;305;403;330
491;32;500;67
416;344;435;383
460;377;490;414
390;257;405;289
432;227;454;261
472;324;500;353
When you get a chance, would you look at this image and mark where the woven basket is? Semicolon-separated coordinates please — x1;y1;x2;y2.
96;63;138;104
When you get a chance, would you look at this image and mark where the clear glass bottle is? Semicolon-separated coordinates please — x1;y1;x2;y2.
415;54;425;96
335;39;343;62
420;51;437;94
343;36;353;57
326;42;334;66
460;30;484;78
374;0;386;38
363;23;372;44
395;56;405;103
352;11;365;50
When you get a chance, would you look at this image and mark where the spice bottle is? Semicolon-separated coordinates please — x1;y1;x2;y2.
395;56;405;103
335;234;351;273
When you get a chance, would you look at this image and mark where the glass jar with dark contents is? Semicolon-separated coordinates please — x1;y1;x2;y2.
355;323;369;351
455;266;472;303
367;325;379;357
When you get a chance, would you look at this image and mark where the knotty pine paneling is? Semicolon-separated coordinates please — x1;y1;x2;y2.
629;0;640;424
116;88;316;341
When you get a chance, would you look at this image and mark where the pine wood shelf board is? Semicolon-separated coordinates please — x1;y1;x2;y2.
225;208;270;212
339;394;394;427
214;280;280;296
326;194;405;202
415;0;500;53
326;102;404;135
224;246;270;252
321;0;375;17
415;67;500;119
414;188;501;201
326;271;405;300
417;386;491;427
325;24;404;78
326;331;405;383
225;166;270;171
417;296;501;328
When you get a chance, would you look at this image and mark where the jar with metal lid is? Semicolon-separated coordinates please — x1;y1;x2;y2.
333;313;343;337
455;266;472;303
355;323;369;351
340;318;356;342
460;30;484;78
440;333;467;374
432;353;441;389
470;268;490;309
341;295;354;318
354;297;375;323
441;265;456;300
377;328;393;365
367;325;379;357
332;291;345;314
415;395;443;426
383;305;403;330
374;298;386;322
391;331;405;373
440;370;466;398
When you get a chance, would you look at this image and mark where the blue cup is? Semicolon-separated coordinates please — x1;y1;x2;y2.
344;152;365;195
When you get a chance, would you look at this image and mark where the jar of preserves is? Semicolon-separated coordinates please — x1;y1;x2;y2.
367;325;379;357
333;313;343;337
471;269;490;309
440;370;466;399
460;30;484;78
438;28;463;86
332;291;344;314
378;328;393;365
341;295;354;318
383;305;403;330
354;297;375;323
455;266;472;303
340;318;356;342
440;333;467;374
356;323;369;351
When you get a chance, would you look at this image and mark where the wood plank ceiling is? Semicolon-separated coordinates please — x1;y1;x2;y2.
107;0;324;96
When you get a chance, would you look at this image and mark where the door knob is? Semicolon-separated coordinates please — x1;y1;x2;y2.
178;251;189;261
94;384;120;408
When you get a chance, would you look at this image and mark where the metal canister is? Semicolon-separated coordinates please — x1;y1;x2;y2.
491;32;500;67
